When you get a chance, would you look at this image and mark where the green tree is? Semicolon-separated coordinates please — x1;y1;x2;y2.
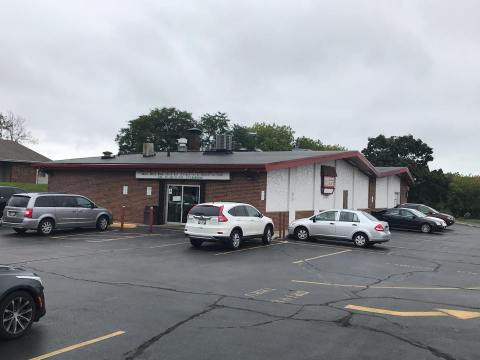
295;136;346;151
115;107;196;153
447;175;480;217
198;112;231;148
250;122;295;151
232;124;256;150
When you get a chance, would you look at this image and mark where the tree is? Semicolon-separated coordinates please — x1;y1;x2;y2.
295;136;346;151
115;107;197;153
250;123;295;151
232;124;256;150
198;112;231;148
0;111;37;144
362;134;433;178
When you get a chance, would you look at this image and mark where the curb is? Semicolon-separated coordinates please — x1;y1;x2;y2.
456;222;480;228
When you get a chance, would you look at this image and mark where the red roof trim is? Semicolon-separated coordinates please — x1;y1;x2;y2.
377;167;415;184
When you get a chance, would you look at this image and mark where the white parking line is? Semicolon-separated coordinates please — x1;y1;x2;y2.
85;234;160;243
292;249;352;264
214;241;288;256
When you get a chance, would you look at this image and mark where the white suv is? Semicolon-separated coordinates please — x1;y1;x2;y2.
184;202;274;250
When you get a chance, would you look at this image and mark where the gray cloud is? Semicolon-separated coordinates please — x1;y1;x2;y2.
0;0;478;174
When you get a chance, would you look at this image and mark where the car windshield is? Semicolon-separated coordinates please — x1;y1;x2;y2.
409;209;426;218
361;211;379;221
7;195;30;208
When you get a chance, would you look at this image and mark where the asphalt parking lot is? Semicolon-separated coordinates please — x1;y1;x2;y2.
1;224;480;360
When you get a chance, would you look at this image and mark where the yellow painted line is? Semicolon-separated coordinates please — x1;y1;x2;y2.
291;280;478;291
345;304;447;317
436;308;480;320
29;331;125;360
214;241;288;256
111;222;137;229
293;249;352;264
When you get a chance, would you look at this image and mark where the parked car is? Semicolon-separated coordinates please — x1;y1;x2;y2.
396;203;455;226
1;193;112;235
184;202;274;250
0;186;25;215
0;266;46;339
288;209;390;248
374;208;446;233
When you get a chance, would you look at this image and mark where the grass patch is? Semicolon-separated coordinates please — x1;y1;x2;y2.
0;182;48;193
458;218;480;225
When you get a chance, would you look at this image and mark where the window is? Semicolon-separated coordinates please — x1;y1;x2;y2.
228;206;248;217
339;211;359;222
56;196;77;207
35;196;56;207
245;206;261;217
386;209;400;216
76;197;93;208
189;205;220;217
316;211;337;221
7;195;30;208
399;209;415;218
361;211;379;222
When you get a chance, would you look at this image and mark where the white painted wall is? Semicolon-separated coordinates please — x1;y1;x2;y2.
266;159;373;222
375;176;401;208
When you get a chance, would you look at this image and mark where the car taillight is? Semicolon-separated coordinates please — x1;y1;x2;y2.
218;205;228;223
374;223;384;232
24;208;33;218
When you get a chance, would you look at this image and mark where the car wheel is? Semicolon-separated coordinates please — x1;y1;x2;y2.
190;238;203;248
38;218;54;235
227;229;242;250
421;223;432;233
294;226;309;241
96;216;109;231
262;225;273;245
353;232;369;248
0;291;36;340
13;228;27;235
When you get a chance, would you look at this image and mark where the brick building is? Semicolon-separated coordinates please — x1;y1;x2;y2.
0;139;50;183
37;148;413;225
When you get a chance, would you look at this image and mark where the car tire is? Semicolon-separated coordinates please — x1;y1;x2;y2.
294;226;309;241
37;218;54;236
13;228;27;235
226;229;242;250
421;223;432;233
352;232;369;248
0;291;36;340
96;215;109;231
190;238;203;248
262;225;273;245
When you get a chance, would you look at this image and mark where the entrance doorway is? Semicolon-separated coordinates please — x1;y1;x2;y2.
166;185;200;223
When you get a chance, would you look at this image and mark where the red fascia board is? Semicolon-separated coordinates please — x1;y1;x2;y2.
33;162;266;172
377;168;415;183
265;151;378;175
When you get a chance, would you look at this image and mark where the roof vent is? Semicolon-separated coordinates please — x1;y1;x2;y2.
142;142;156;157
177;138;188;152
101;151;115;159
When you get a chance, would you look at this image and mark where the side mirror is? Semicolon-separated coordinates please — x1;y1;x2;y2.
257;213;263;218
312;217;316;223
90;203;96;209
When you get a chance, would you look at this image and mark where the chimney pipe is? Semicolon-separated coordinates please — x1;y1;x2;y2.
142;141;155;157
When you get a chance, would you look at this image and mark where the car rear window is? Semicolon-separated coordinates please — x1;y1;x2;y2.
361;211;379;221
189;205;220;216
7;195;30;208
35;196;57;207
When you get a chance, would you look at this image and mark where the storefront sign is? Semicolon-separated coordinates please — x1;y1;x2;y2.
136;171;230;181
321;166;337;195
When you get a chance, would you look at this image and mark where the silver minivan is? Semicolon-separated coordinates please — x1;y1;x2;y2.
1;193;112;235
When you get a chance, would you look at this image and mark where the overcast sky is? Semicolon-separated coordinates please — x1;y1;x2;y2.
1;0;479;174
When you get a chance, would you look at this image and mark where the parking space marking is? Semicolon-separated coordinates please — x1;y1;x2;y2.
292;280;480;291
386;263;435;271
85;234;160;243
50;232;115;239
29;330;125;360
345;305;480;320
245;288;276;297
214;240;288;256
285;241;393;255
293;249;352;264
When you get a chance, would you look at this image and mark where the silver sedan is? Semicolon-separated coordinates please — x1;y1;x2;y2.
288;209;390;247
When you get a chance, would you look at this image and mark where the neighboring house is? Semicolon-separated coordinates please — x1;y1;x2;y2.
0;139;50;184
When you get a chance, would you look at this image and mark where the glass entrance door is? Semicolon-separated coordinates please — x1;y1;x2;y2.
166;185;200;223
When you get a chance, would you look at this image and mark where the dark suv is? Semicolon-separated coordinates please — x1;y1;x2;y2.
396;203;455;226
0;186;25;214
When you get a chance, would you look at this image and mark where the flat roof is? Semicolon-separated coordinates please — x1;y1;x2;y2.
36;150;414;183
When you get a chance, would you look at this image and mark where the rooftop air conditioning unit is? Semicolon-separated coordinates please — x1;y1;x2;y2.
177;138;188;152
215;134;233;151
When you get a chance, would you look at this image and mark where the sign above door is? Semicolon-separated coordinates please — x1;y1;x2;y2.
136;171;230;181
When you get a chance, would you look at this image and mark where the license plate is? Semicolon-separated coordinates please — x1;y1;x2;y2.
7;211;15;217
198;219;206;225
